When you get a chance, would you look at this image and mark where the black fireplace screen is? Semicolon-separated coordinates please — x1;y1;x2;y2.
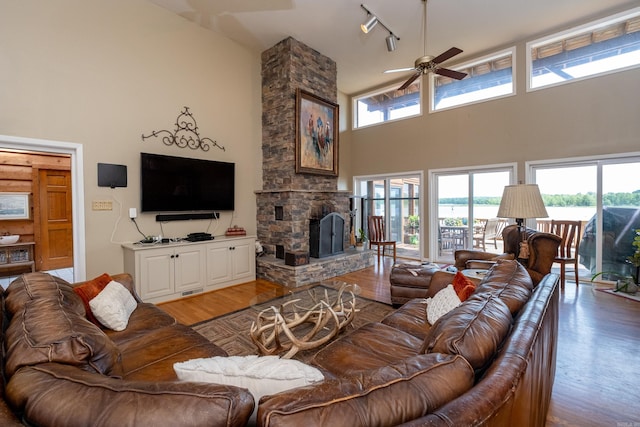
310;212;344;258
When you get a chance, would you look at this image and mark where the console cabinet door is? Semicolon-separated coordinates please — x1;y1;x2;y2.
206;242;233;286
138;248;174;300
174;246;206;293
231;239;255;281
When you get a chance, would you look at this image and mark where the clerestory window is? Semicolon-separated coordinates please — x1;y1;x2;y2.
527;7;640;91
352;80;421;129
430;47;515;112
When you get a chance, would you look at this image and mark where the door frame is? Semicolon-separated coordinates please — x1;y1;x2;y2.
0;134;86;281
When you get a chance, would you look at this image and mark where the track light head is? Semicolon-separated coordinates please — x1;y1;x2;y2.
361;15;378;33
386;34;397;52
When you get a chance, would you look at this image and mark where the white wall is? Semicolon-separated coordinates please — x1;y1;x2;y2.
346;35;640;259
0;0;262;278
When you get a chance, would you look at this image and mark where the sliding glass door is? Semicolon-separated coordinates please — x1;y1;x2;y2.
530;155;640;283
354;173;422;260
431;166;514;263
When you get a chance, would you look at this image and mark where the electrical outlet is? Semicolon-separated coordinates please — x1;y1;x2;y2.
92;200;113;211
129;208;137;219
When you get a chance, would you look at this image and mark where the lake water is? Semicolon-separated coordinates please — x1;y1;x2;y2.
439;205;597;221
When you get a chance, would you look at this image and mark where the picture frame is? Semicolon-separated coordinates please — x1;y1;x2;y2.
0;193;30;220
295;89;339;176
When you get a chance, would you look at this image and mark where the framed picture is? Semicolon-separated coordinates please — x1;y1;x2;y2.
296;89;339;176
0;193;30;220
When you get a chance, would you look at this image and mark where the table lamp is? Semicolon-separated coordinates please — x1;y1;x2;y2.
497;184;548;259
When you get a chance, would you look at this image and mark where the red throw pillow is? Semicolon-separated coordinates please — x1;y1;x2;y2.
73;273;113;325
452;271;476;301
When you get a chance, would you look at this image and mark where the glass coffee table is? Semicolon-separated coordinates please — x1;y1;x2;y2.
461;269;489;280
249;280;360;359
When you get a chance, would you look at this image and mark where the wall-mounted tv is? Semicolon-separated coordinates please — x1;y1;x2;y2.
141;152;235;212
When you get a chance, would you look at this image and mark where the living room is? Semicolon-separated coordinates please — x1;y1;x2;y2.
1;2;639;426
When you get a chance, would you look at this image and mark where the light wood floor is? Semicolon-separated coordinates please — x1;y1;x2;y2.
158;258;640;426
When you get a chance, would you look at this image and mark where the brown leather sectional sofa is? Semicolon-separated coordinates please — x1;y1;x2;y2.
2;259;559;426
257;259;560;426
1;272;254;426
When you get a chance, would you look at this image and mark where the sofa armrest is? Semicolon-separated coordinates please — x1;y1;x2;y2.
111;273;143;303
257;353;474;427
454;249;503;270
6;363;254;427
465;259;498;270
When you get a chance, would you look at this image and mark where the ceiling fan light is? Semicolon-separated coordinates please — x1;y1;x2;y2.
361;15;378;34
386;34;397;52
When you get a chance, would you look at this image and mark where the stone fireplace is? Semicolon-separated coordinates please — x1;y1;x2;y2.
255;37;373;287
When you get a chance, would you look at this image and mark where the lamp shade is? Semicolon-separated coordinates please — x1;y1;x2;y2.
497;184;548;220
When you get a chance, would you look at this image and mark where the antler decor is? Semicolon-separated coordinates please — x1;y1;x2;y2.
249;284;358;359
141;106;225;152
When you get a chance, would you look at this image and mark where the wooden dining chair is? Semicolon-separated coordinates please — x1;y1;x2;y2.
367;215;396;263
473;218;502;251
550;219;582;286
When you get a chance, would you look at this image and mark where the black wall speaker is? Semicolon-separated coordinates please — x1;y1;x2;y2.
98;163;127;188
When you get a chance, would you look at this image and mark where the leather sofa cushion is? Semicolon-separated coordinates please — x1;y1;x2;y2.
119;324;227;381
7;363;254;427
381;298;431;340
312;322;423;375
257;353;474;427
473;259;533;315
421;294;512;372
3;273;122;378
103;303;176;345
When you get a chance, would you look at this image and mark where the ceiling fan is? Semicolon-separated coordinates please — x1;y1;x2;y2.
385;0;467;90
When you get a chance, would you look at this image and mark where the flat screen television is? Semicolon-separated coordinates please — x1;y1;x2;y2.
141;152;235;212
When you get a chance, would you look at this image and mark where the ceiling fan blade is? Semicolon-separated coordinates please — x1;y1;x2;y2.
398;71;422;91
431;47;463;65
435;68;467;80
384;67;416;74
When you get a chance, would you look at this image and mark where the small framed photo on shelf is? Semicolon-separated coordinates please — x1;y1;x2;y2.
0;192;30;220
295;89;339;176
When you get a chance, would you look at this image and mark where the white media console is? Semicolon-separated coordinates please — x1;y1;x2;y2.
122;235;256;304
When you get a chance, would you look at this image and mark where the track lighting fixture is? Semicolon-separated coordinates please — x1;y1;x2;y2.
360;4;399;51
386;34;397;52
361;15;378;34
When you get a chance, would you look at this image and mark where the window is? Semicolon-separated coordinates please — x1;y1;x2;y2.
352;80;421;129
527;7;640;91
431;47;515;112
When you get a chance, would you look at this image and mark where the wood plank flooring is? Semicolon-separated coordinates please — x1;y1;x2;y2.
158;258;640;426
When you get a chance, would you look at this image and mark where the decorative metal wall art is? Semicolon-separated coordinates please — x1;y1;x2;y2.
142;106;225;152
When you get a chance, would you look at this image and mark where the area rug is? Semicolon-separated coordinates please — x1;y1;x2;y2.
192;286;396;363
596;287;640;303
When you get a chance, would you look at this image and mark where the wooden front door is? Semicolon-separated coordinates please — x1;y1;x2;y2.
36;169;73;271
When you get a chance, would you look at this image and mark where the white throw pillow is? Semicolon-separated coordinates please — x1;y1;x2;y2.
426;284;461;325
174;355;324;423
89;280;137;331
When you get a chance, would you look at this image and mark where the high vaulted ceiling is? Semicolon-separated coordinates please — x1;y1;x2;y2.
145;0;640;95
